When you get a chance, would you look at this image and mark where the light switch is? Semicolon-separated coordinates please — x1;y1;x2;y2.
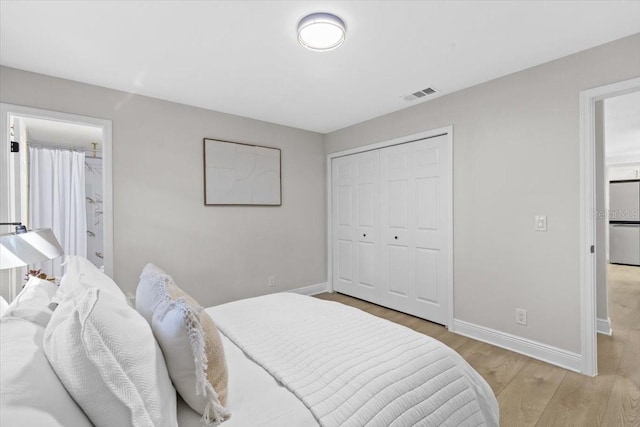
534;215;547;231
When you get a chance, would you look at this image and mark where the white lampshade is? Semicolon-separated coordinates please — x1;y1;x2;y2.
0;228;64;270
297;13;346;51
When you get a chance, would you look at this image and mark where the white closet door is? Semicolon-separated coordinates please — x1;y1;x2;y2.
380;135;450;324
332;151;380;302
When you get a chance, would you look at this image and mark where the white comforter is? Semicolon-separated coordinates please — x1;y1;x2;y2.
209;293;499;427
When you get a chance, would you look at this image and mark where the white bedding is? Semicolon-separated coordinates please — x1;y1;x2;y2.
207;293;499;427
0;317;92;427
2;286;498;427
177;333;318;427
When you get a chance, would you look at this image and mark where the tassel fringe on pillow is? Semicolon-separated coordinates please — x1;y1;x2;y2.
150;273;230;425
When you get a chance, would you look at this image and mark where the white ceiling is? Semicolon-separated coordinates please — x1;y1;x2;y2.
605;91;640;163
1;1;640;133
18;117;102;150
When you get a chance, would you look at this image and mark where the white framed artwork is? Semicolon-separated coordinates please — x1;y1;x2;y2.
203;138;281;206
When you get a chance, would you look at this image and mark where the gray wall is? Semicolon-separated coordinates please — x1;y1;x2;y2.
326;34;640;353
0;66;327;307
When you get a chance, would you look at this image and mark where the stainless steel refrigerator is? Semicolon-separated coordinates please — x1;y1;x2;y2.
609;179;640;266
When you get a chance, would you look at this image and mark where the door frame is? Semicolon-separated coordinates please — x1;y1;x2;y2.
579;77;640;376
326;125;454;328
0;103;114;299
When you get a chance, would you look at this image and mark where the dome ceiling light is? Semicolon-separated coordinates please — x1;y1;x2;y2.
297;13;346;51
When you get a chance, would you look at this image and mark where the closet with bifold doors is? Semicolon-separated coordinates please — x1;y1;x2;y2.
331;134;452;325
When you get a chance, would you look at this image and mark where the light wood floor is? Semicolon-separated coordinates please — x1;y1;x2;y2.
315;264;640;426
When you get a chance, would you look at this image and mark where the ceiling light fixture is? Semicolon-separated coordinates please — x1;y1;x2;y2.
297;13;346;52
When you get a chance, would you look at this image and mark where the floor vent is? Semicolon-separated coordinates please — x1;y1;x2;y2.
403;87;437;101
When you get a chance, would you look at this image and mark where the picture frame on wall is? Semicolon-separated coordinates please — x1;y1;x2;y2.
203;138;282;206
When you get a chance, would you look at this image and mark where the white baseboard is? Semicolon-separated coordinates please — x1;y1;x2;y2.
451;319;582;373
288;282;328;296
597;317;612;336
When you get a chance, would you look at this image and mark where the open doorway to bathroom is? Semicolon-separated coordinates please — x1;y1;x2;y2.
14;116;105;274
0;104;112;301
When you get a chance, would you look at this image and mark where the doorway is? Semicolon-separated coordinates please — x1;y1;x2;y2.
579;77;640;376
0;104;113;301
596;92;640;381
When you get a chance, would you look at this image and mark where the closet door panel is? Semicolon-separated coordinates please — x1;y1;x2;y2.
380;144;413;313
337;186;352;226
354;151;380;300
358;241;376;288
332;151;380;303
410;137;449;324
415;248;438;303
357;183;374;226
332;157;355;293
387;245;409;297
356;179;377;290
416;177;439;230
380;135;450;324
337;240;353;283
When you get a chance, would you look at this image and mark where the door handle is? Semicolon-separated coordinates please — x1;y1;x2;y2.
394;236;398;240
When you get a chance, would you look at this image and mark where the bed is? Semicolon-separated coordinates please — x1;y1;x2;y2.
1;257;499;427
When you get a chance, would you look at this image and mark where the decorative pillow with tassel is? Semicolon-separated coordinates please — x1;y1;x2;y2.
136;264;230;425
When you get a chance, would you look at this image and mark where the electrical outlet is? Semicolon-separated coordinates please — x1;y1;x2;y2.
267;275;276;288
516;308;527;325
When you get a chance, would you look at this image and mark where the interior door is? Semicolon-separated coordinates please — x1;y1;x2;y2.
379;135;450;324
332;150;380;302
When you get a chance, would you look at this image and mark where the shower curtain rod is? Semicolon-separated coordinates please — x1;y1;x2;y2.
27;143;103;158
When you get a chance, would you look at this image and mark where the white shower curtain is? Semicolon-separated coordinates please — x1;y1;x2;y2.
29;147;87;278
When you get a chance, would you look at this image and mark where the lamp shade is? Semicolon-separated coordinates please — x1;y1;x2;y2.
0;228;64;270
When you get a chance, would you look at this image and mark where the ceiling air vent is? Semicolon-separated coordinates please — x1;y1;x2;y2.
403;87;437;101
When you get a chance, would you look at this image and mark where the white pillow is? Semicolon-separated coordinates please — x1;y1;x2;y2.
0;296;8;316
0;317;92;427
136;262;168;322
3;276;58;326
44;288;178;427
55;255;125;303
136;264;230;424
